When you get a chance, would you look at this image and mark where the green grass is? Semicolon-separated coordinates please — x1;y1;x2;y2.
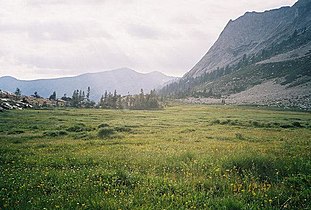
0;104;310;209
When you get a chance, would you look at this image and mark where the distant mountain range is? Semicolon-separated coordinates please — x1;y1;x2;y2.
162;0;311;109
0;68;176;101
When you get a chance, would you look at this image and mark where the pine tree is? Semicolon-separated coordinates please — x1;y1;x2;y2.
86;87;91;101
14;88;21;100
71;90;79;107
49;91;57;100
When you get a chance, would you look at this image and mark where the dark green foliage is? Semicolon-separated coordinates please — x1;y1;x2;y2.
72;132;93;140
211;119;221;124
235;133;244;140
223;154;311;185
223;155;282;182
292;121;303;128
251;120;261;127
99;89;163;110
97;123;110;128
69;88;95;108
49;91;56;100
32;91;42;98
97;127;115;138
43;130;68;137
7;130;25;135
14;88;21;99
99;90;122;109
180;128;196;133
66;123;92;132
29;125;40;130
114;126;132;133
209;118;307;129
210;198;244;210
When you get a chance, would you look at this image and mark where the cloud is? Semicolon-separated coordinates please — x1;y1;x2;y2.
0;0;297;79
126;24;173;40
171;14;201;25
28;0;108;6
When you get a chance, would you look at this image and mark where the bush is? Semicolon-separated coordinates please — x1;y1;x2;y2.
251;120;262;127
66;123;92;132
235;133;244;140
280;124;292;128
98;123;110;128
7;130;25;135
43;130;68;137
220;119;231;125
210;198;244;210
114;126;132;133
292;121;303;128
98;127;115;138
222;155;285;182
211;119;221;124
179;128;196;133
29;125;39;130
72;132;93;140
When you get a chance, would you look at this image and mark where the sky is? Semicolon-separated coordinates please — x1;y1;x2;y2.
0;0;297;80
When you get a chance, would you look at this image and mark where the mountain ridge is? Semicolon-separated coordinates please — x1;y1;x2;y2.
0;68;176;100
185;0;311;78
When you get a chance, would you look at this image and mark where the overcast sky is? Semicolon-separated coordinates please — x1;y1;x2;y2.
0;0;297;80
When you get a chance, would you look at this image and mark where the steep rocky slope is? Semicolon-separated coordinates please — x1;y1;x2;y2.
186;0;311;78
162;0;311;110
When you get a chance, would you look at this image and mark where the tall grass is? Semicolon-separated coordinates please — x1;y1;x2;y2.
0;104;310;209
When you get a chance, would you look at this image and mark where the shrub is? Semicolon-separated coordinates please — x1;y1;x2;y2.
280;124;292;128
235;133;244;140
7;130;25;135
220;119;231;125
29;125;39;130
98;123;110;128
229;120;239;125
66;123;92;132
292;121;303;128
180;128;196;133
211;119;221;124
12;140;23;144
72;132;93;140
210;198;244;210
98;127;115;138
222;155;285;182
251;120;261;127
43;130;68;137
114;126;132;133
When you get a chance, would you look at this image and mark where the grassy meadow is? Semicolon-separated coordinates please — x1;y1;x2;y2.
0;104;310;209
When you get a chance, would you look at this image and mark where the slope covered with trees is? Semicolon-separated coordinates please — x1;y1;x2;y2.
160;0;311;110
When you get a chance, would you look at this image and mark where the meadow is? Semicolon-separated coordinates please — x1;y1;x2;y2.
0;104;310;209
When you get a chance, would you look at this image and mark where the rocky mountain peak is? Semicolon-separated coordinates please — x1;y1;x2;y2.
185;0;310;78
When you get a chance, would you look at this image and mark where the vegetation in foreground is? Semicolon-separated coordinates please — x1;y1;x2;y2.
0;104;310;209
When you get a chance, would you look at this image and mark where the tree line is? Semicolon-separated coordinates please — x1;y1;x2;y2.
99;89;162;110
12;87;163;110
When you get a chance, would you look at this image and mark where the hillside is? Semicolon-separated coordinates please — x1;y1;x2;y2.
0;68;176;101
161;0;311;110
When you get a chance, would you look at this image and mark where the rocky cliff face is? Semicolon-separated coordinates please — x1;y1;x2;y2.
161;0;311;110
185;0;311;78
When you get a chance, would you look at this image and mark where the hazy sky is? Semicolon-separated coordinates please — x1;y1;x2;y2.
0;0;297;80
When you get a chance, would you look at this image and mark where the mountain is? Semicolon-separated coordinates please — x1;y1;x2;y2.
162;0;311;109
0;68;176;101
